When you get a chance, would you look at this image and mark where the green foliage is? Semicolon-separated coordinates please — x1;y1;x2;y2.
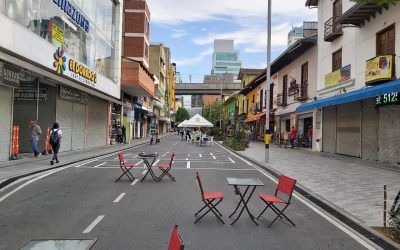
176;107;190;124
350;0;400;4
223;130;248;151
389;216;400;241
204;101;223;125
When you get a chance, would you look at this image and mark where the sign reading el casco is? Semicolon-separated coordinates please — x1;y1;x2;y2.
53;47;97;87
365;55;394;84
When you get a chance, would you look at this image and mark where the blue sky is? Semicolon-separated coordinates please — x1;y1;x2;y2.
147;0;317;83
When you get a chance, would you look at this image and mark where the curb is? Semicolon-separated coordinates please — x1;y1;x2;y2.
218;142;400;250
0;135;169;190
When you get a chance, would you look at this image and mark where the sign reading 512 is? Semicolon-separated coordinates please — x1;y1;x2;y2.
376;92;399;107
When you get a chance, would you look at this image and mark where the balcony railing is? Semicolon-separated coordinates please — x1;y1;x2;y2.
277;93;287;106
324;16;343;42
296;83;309;101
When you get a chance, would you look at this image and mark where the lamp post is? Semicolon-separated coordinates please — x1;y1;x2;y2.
265;0;272;163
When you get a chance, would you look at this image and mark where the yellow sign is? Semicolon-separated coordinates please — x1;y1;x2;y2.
68;59;97;84
52;25;64;44
365;55;394;84
324;65;351;88
264;134;271;145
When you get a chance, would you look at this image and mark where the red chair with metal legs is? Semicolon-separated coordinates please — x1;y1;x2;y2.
167;225;184;250
115;151;137;182
155;153;176;181
194;172;225;224
256;175;297;227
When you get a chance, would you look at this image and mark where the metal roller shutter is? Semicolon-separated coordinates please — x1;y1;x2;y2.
87;96;107;148
378;105;400;164
0;85;12;161
322;106;336;154
336;102;361;157
72;102;86;150
361;99;378;161
57;98;73;152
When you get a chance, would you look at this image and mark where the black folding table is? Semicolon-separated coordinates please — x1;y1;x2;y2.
138;153;160;182
226;177;265;225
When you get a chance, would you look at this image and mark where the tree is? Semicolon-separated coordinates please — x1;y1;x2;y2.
350;0;399;4
176;107;190;124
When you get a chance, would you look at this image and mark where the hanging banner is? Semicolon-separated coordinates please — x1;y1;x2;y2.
0;62;20;88
365;55;394;84
324;65;351;88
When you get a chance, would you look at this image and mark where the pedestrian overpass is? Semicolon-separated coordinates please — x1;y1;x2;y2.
175;82;241;95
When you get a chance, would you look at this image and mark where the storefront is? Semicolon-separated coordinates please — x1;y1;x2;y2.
0;0;123;160
297;80;400;164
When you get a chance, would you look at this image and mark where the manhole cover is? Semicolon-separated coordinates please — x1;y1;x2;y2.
20;239;97;250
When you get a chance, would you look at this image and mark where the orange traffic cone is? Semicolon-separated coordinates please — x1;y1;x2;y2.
10;126;19;160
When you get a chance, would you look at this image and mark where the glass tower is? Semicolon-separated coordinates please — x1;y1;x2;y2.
211;39;242;78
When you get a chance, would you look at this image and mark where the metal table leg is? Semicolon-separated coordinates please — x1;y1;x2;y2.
230;185;258;225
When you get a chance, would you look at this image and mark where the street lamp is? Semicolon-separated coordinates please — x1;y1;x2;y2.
265;0;272;163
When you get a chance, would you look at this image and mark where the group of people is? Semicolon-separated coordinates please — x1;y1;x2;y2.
115;125;127;144
29;120;62;165
281;126;313;149
180;129;208;143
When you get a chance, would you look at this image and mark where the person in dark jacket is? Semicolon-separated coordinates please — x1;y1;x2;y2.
50;122;62;165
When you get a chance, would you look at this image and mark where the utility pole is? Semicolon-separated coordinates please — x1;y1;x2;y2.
220;72;223;131
265;0;272;163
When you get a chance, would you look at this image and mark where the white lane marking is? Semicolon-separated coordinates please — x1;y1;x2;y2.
136;160;143;166
216;142;377;249
0;167;67;203
212;156;216;160
132;155;138;159
153;160;160;165
186;158;188;160
141;170;148;175
124;153;131;157
83;215;105;234
130;179;139;186
186;161;191;169
93;162;107;168
229;157;236;163
113;193;126;203
199;153;202;158
210;153;213;156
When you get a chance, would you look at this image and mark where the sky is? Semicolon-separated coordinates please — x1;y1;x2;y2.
147;0;317;83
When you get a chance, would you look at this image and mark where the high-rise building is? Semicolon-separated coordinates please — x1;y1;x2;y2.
211;39;242;78
288;21;318;47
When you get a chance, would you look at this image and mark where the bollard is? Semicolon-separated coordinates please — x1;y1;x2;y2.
10;126;19;160
384;185;387;228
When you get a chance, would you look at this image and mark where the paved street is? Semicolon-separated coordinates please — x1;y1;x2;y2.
240;142;400;227
0;135;374;249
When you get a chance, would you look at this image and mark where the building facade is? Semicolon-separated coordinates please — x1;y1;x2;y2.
300;0;400;164
211;39;242;78
0;0;123;161
121;0;155;141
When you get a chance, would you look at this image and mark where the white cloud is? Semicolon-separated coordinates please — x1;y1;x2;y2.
172;29;187;39
173;48;213;66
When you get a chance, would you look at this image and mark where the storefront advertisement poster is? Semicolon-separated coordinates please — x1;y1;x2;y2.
365;55;394;84
324;65;351;88
0;62;21;88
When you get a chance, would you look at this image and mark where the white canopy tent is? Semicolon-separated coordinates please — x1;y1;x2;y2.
177;120;188;128
185;114;214;128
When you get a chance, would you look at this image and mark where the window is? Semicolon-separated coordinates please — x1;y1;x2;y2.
259;90;263;110
145;17;150;35
242;100;245;113
269;84;274;109
332;49;342;71
144;43;149;58
301;62;308;86
283;75;288;105
376;25;395;56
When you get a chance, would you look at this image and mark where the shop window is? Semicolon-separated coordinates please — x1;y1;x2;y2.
332;49;342;72
376;25;395;56
283;75;288;105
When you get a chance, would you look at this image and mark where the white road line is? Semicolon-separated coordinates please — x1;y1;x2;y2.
136;160;143;165
229;157;235;163
124;153;131;157
186;158;188;160
82;215;105;234
141;170;148;175
153;160;160;166
216;143;252;165
212;156;216;160
93;162;107;168
113;193;126;203
132;155;138;159
188;154;190;156
130;179;139;186
199;153;202;158
187;161;191;169
210;153;213;156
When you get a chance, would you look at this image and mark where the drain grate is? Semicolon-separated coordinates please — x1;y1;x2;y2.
20;239;97;250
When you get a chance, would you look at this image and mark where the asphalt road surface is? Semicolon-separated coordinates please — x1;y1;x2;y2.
0;135;374;249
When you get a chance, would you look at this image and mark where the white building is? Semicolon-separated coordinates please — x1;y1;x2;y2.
212;39;242;78
298;0;400;164
0;0;123;161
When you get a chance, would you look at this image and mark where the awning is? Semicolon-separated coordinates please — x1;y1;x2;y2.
337;2;389;27
245;112;266;123
296;79;400;112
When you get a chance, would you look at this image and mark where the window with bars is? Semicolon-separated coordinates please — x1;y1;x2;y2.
332;49;342;72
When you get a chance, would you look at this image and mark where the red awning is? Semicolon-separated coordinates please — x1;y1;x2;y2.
245;112;267;123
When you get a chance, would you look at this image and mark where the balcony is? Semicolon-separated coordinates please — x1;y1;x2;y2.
121;58;155;97
324;16;343;42
277;93;287;107
296;84;309;101
337;2;389;28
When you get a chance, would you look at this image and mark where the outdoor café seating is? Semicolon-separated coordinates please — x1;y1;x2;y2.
154;153;176;182
115;151;139;182
256;175;297;227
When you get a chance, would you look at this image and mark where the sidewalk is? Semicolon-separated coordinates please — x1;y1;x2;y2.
0;135;167;186
238;142;400;227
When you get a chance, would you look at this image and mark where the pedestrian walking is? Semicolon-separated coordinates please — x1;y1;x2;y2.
121;125;127;144
116;126;122;143
289;126;298;149
49;122;62;165
29;120;42;157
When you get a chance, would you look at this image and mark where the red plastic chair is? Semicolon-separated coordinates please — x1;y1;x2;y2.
168;225;184;250
256;175;297;227
115;151;137;182
194;172;225;224
155;153;176;182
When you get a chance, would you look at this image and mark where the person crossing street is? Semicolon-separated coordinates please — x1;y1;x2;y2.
49;122;62;165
